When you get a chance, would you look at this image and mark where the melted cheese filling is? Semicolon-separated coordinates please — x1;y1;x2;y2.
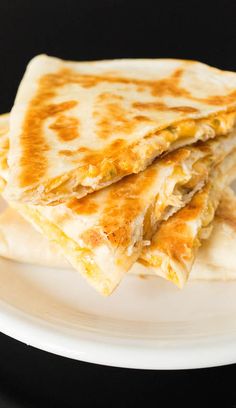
71;111;236;185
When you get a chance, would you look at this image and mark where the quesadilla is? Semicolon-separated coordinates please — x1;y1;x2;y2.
7;132;236;295
139;154;236;287
1;188;236;282
5;55;236;204
1;113;236;294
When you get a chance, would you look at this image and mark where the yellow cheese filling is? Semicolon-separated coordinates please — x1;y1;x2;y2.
85;111;236;183
166;265;180;286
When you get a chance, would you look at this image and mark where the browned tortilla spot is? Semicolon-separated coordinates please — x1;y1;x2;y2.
67;196;98;215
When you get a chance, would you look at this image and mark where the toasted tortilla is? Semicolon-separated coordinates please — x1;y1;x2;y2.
5;55;236;204
0;189;236;282
0;206;69;268
194;187;236;273
1;113;236;294
0;114;9;191
139;155;236;287
7;135;236;295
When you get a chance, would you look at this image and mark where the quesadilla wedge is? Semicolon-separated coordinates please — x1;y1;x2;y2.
139;154;236;287
5;55;236;204
1;188;236;282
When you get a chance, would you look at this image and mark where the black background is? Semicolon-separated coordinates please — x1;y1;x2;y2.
1;0;236;407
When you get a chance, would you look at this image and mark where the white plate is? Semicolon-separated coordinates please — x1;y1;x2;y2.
1;181;236;370
1;257;236;369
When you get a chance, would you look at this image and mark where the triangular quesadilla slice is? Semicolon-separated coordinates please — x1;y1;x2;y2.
5;55;236;204
139;154;236;287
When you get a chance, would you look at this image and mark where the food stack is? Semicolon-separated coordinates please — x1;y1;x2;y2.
1;55;236;295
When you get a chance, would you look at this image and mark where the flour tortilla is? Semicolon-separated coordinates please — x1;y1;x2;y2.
2;121;236;294
140;155;236;287
0;189;236;282
5;55;236;204
0;205;69;268
9;139;236;295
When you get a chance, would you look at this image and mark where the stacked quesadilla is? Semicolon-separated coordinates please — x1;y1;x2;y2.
1;55;236;295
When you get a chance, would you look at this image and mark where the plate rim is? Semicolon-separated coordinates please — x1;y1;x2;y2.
1;299;236;369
